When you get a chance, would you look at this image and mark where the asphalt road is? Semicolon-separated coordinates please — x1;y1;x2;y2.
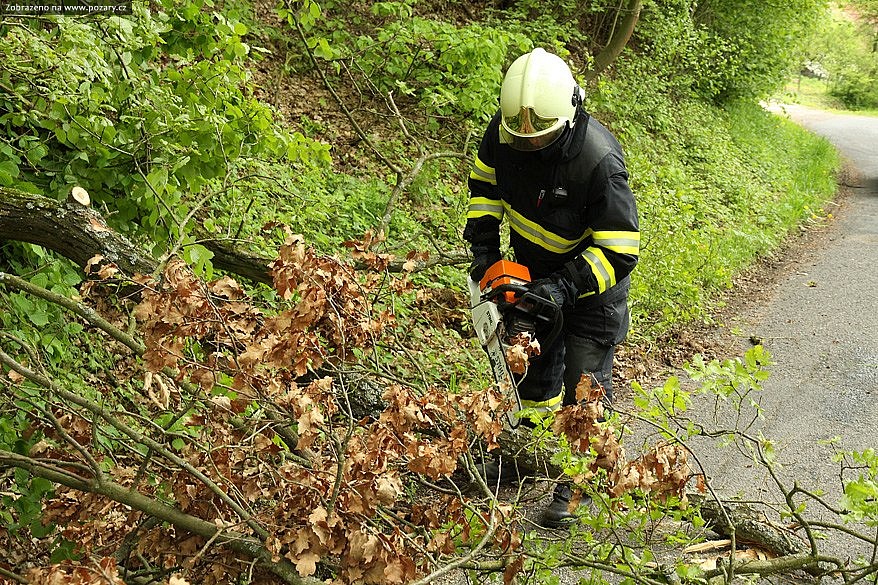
689;104;878;564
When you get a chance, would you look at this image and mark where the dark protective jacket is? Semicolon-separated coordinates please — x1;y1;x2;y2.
464;109;639;309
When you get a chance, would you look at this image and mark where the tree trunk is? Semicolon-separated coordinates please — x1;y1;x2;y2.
0;187;461;282
0;186;156;276
585;0;643;82
0;186;280;283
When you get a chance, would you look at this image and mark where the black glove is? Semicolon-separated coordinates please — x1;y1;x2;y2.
529;276;576;308
468;250;501;282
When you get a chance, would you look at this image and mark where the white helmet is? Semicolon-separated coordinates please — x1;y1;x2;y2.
499;48;583;151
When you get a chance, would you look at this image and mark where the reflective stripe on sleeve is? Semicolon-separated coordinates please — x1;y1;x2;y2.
469;155;496;185
582;247;616;294
467;197;504;220
592;230;640;255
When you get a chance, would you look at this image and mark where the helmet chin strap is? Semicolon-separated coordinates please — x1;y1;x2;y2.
567;86;585;130
571;86;583;109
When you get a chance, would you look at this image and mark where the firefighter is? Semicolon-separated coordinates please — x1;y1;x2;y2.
464;48;640;528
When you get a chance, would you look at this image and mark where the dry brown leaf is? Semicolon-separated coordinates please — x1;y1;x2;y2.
505;343;529;374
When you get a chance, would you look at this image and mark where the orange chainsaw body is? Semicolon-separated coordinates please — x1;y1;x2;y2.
479;260;531;303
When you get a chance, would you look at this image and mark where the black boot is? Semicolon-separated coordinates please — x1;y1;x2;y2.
476;458;519;487
540;484;588;528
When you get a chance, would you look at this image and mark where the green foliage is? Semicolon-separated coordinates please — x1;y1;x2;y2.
611;89;838;334
830;62;878;109
0;1;330;264
2;470;54;536
302;5;533;125
632;0;828;103
691;0;828;101
632;346;772;444
817;6;878;109
777;4;878;110
687;345;772;405
840;449;878;525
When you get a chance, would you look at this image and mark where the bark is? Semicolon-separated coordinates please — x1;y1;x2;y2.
196;231;274;284
0;186;276;282
585;0;643;81
695;495;806;557
495;426;564;481
0;186;155;276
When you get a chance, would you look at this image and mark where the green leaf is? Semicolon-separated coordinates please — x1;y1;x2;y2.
313;37;334;60
25;144;49;165
232;41;249;58
28;310;50;327
30;520;55;538
0;160;20;185
146;167;169;195
50;538;80;563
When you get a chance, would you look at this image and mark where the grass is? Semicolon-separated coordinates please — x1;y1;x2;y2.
775;76;878;117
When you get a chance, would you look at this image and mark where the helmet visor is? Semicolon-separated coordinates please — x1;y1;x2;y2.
499;124;565;151
500;106;564;151
503;107;560;135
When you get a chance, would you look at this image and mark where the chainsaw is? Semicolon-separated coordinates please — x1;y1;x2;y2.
468;260;562;428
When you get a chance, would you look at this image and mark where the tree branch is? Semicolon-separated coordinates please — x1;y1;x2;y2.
0;449;321;585
0;348;269;542
703;552;841;580
376;151;468;238
0;187;465;284
584;0;643;81
0;271;145;354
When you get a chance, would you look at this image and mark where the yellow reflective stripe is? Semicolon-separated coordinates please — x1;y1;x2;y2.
582;247;615;294
467;196;504;220
520;391;563;412
503;201;591;254
469;155;496;185
592;230;640;255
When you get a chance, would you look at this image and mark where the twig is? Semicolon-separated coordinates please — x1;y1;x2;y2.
376;151;468;238
0;566;27;584
288;10;400;175
17;393;104;479
405;499;503;585
0;349;269;542
0;449;319;585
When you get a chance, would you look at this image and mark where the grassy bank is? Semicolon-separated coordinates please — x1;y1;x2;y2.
619;97;839;339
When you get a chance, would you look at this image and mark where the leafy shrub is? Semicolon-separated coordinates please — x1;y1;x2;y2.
0;1;330;260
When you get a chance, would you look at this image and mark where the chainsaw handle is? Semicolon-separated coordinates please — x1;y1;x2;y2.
483;283;529;304
487;284;564;349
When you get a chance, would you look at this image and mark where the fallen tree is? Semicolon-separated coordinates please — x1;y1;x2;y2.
0;187;467;285
2;216;876;585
